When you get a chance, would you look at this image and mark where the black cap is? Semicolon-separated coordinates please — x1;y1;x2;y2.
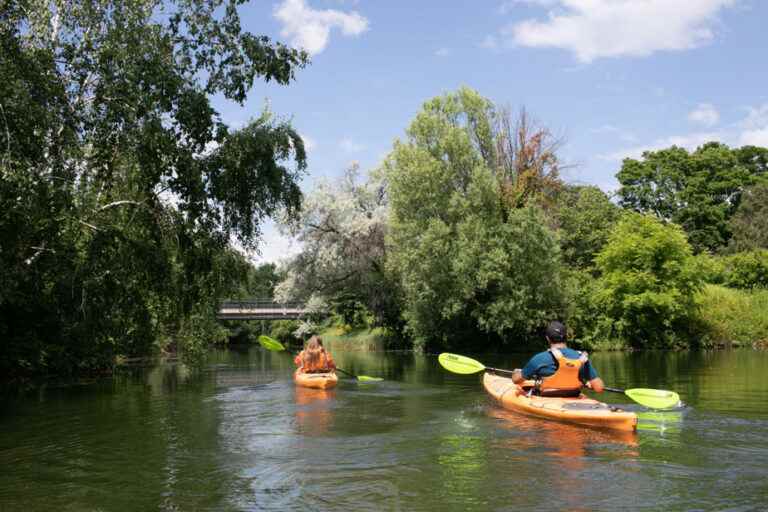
545;321;566;343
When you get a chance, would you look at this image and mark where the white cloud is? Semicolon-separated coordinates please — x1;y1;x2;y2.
599;102;768;162
735;103;768;146
688;103;720;127
273;0;369;56
435;47;451;57
738;104;768;146
739;129;768;147
741;104;768;130
340;137;365;152
600;131;724;161
503;0;738;62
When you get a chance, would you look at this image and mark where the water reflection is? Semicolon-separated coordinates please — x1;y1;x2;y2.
437;434;488;507
2;347;768;511
636;409;685;436
487;407;639;458
294;386;336;436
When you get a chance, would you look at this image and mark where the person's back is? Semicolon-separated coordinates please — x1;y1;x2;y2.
512;321;604;396
294;335;336;373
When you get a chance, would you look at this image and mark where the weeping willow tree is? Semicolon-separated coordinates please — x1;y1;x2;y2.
0;0;309;378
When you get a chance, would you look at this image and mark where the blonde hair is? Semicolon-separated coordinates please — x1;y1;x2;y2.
302;335;324;369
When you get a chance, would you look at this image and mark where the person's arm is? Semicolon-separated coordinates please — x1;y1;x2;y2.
325;352;336;370
294;353;302;367
586;377;605;393
582;360;604;392
513;355;542;384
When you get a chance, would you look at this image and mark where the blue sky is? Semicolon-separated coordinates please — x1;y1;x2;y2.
212;0;768;263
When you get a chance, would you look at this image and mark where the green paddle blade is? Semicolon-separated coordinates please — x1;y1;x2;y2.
438;353;486;374
626;388;681;409
258;335;285;352
356;375;384;382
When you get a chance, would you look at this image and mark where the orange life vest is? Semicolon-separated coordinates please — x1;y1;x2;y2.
539;348;588;396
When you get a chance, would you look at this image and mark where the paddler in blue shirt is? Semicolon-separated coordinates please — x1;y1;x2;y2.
511;320;605;397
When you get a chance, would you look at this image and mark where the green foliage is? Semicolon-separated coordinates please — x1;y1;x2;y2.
722;250;768;289
269;320;300;344
617;143;768;253
385;88;565;350
557;185;620;271
727;183;768;253
240;263;282;298
691;252;726;284
696;285;768;347
588;213;703;347
1;0;307;378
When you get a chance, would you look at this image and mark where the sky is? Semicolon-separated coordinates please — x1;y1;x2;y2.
211;0;768;263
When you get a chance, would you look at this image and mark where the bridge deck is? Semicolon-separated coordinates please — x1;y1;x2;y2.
216;300;308;320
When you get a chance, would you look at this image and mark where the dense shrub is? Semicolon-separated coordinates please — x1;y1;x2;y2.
691;252;726;284
696;285;768;346
723;250;768;289
589;213;703;347
269;320;300;344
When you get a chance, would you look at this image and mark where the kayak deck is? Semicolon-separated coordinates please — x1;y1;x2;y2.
483;372;637;432
294;370;339;389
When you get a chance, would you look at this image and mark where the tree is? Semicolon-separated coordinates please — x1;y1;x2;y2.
0;0;308;377
385;88;564;350
590;213;703;347
727;183;768;253
275;164;402;330
616;143;768;253
723;250;768;289
493;107;564;212
556;185;620;271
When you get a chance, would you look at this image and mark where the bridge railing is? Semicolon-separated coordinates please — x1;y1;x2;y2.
218;300;305;311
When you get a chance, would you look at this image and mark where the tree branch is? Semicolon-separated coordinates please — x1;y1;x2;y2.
96;200;143;212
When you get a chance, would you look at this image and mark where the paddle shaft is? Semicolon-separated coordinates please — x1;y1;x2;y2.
334;367;355;378
485;366;517;376
604;386;627;394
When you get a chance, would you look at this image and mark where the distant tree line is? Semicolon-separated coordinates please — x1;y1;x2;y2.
5;0;767;380
276;88;768;351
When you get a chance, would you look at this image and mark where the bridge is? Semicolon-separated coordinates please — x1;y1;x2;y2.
216;299;309;320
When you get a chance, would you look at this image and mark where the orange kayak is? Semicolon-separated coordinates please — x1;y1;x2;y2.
483;372;637;432
294;370;339;389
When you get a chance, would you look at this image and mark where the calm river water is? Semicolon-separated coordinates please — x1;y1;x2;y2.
1;346;767;511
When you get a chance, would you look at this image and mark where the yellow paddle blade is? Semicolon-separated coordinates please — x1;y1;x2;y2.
438;353;486;374
258;335;285;352
626;388;681;410
356;375;384;382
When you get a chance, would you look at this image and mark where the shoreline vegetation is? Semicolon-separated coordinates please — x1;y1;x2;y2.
2;3;767;383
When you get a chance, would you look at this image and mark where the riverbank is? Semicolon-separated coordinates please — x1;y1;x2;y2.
318;326;404;351
317;285;768;353
697;285;768;348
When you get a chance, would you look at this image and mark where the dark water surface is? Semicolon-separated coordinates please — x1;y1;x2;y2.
2;347;767;511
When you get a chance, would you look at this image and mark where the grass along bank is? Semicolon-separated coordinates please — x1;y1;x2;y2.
697;285;768;348
319;326;401;352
